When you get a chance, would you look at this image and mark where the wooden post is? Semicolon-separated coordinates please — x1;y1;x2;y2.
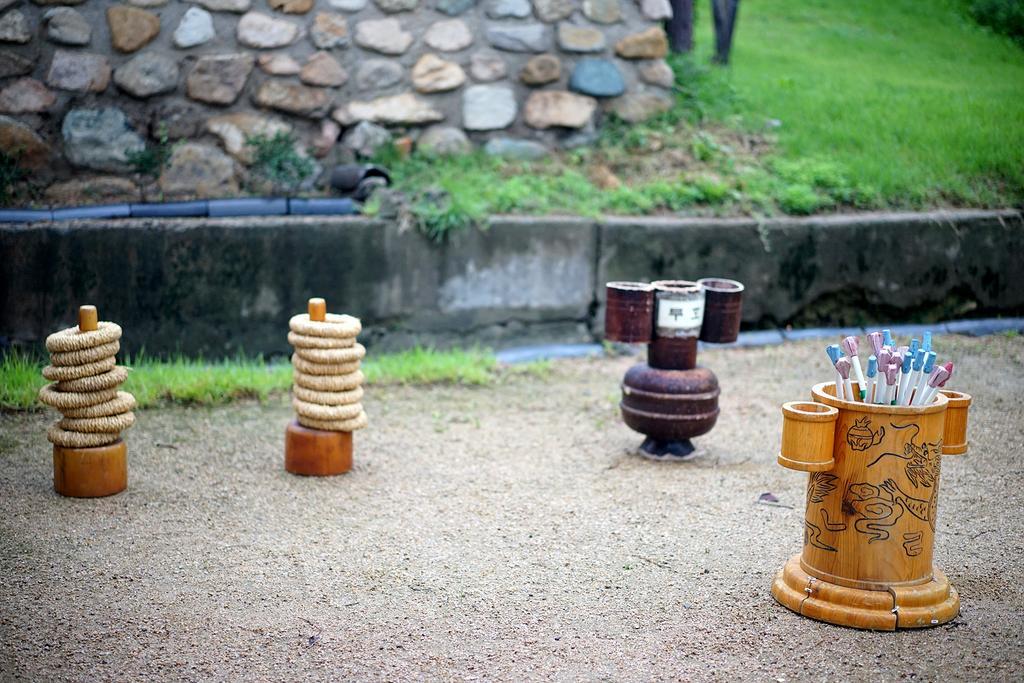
284;297;354;476
53;305;128;498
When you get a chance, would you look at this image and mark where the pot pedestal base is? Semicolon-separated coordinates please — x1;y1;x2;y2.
285;421;352;476
53;440;127;498
771;554;959;631
638;437;696;461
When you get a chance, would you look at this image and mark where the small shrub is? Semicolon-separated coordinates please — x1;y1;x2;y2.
246;131;316;195
968;0;1024;45
777;183;826;215
127;124;173;177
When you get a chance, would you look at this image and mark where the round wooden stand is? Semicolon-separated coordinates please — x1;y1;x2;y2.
53;439;127;498
284;421;352;476
772;382;965;630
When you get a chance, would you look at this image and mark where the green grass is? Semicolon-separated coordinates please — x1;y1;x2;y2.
0;347;545;412
380;0;1022;236
700;0;1024;207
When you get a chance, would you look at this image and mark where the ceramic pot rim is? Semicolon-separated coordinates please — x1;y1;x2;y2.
607;281;655;292
697;277;745;293
651;279;701;293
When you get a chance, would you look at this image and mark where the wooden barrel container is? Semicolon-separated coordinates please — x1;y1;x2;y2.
772;382;965;630
778;401;838;472
697;278;744;343
285;421;353;476
53;440;128;498
604;282;655;344
939;390;971;455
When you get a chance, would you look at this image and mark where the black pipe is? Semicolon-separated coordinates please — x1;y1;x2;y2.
0;196;360;223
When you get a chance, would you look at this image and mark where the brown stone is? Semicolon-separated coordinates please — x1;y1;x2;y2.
638;59;674;88
410;53;465;93
332;92;443;126
254;80;331;117
0;50;34;79
300;51;348;87
311;119;340;158
268;0;313;12
159;142;239;198
186;53;255;105
614;27;668;59
523;90;595;129
589;164;620;190
44;176;140;205
0;78;56;114
310;12;349;48
106;6;161;53
520;53;561;85
0;115;50;169
257;53;301;75
604;91;673;123
46;50;111;92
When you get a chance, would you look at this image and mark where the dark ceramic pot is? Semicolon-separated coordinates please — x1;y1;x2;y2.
697;278;744;343
620;364;720;441
605;281;655;343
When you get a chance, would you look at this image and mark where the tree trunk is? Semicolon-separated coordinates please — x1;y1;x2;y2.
711;0;740;64
667;0;695;53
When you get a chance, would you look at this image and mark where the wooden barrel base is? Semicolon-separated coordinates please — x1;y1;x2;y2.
284;420;353;476
771;554;959;631
53;440;127;498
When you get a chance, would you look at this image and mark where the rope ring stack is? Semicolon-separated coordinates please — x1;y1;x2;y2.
39;321;136;448
290;313;368;432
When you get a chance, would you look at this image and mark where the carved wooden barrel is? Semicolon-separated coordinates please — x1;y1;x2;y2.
772;381;969;630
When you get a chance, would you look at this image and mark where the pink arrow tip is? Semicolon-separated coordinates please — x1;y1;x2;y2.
841;336;859;355
938;361;954;387
928;367;950;388
868;331;884;357
885;363;899;384
835;357;852;379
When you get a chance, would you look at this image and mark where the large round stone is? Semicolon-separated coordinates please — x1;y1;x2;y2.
61;108;145;172
114;52;180;98
462;84;516;130
568;58;624;97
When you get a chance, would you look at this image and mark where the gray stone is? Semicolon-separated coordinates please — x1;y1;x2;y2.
638;0;672;20
533;0;573;22
341;120;392;157
186;53;254;105
604;90;673;122
328;0;367;10
159;142;238;198
62;107;145;172
114;52;180;98
0;50;33;78
638;59;674;88
354;18;413;55
462;84;516;131
411;53;465;93
310;12;349;48
418;125;470;155
152;99;203;139
254;80;331;117
300;51;348;87
47;50;110;92
333;92;444;125
189;0;251;11
43;7;91;46
568;58;624;97
0;0;17;11
173;7;215;48
520;54;560;85
374;0;418;11
0;115;50;168
486;0;530;19
0;78;56;114
424;18;473;52
128;0;170;7
0;10;31;44
483;137;548;160
435;0;474;15
469;52;506;82
355;59;404;90
582;0;620;23
257;53;301;75
237;11;300;48
523;90;595;128
559;119;598;148
486;24;550;53
556;22;604;52
205;112;291;164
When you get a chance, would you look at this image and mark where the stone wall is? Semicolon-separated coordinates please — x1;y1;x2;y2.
3;210;1022;357
0;0;674;203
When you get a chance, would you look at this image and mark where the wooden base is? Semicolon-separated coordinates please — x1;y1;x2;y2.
284;420;353;476
771;554;959;631
53;440;127;498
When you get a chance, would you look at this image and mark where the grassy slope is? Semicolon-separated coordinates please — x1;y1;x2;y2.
715;0;1024;206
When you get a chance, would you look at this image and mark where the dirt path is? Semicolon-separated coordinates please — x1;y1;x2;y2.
2;336;1023;681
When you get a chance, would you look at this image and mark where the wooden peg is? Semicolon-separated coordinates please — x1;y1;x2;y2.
78;305;98;332
308;298;326;322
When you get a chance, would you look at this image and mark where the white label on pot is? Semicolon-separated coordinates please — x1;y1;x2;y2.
657;295;705;333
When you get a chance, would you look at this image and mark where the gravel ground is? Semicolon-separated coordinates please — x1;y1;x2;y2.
1;336;1022;682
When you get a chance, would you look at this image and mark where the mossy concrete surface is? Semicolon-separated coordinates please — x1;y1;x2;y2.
2;209;1022;356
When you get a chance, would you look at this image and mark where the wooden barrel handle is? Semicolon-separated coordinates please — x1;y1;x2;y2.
78;305;98;332
308;298;326;322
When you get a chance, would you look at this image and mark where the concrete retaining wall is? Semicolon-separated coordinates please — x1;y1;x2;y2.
2;209;1022;356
